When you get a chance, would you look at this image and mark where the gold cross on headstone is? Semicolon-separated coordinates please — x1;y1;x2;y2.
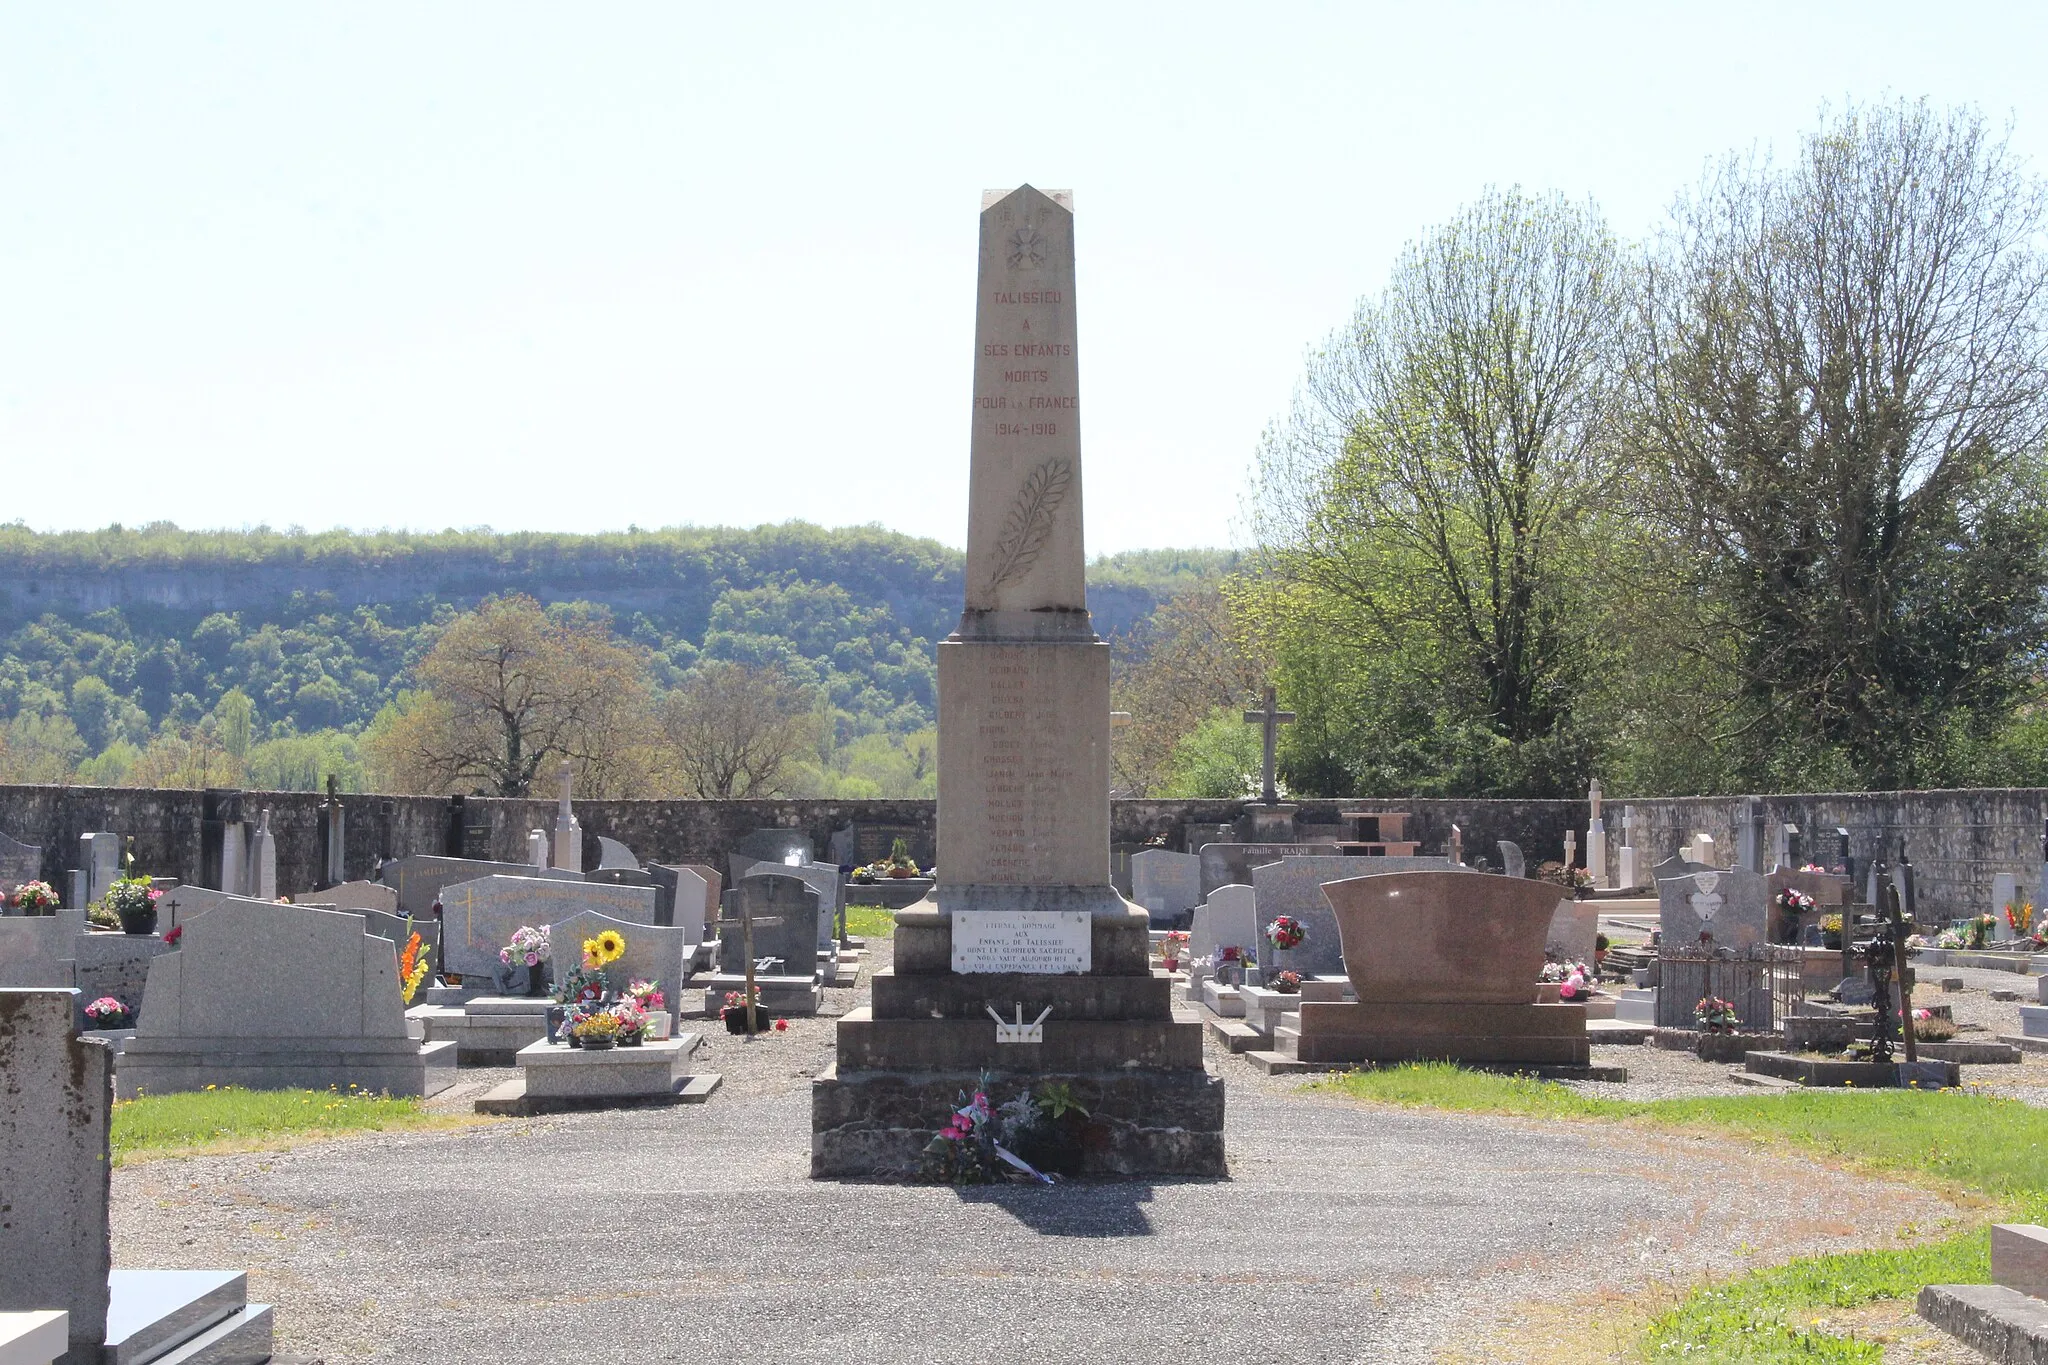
1242;686;1295;806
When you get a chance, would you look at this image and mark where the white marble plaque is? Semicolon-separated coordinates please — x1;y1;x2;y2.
951;910;1091;974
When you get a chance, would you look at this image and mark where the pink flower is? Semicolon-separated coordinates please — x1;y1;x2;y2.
524;952;539;967
499;949;512;965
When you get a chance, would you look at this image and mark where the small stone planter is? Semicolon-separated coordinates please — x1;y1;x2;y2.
1745;1050;1961;1088
1653;1027;1778;1063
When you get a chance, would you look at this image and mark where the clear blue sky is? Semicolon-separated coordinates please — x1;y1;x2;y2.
3;3;2042;555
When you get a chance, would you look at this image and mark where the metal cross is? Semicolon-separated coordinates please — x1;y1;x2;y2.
1242;686;1295;806
713;902;785;1037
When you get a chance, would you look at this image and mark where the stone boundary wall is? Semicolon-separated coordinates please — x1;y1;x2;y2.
0;784;2033;920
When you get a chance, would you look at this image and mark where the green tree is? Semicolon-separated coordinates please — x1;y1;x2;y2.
1637;100;2048;787
1249;187;1635;796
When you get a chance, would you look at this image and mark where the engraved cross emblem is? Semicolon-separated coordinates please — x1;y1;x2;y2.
1008;225;1044;269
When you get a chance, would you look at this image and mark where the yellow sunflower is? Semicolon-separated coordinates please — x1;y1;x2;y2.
595;929;626;965
582;937;603;970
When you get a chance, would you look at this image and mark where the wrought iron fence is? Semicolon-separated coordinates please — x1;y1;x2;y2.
1654;945;1808;1032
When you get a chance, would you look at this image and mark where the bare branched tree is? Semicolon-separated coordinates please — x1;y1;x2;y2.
660;661;820;799
1637;100;2048;785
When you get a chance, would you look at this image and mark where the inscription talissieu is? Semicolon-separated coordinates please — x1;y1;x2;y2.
951;910;1091;974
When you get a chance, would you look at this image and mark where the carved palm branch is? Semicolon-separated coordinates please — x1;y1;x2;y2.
984;457;1072;597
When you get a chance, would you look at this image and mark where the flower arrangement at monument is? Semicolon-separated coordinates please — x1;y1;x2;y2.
10;880;57;915
398;933;431;1005
1910;1007;1959;1042
570;1010;622;1050
622;979;664;1011
582;929;626;971
552;963;607;1010
1934;926;1967;949
1820;913;1845;950
608;997;646;1046
83;996;132;1029
1264;916;1306;952
853;838;925;883
1695;996;1739;1032
102;876;162;935
1270;970;1302;994
1775;887;1816;919
2007;898;2040;941
1541;960;1594;1001
1969;913;1997;949
500;925;551;971
1160;931;1189;972
722;989;767;1034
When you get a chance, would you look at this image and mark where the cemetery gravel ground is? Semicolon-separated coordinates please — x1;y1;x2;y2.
112;939;1986;1365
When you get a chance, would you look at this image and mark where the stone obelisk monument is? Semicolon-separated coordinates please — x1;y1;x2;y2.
811;186;1224;1179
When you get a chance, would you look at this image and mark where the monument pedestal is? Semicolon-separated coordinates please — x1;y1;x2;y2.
810;903;1225;1178
1288;1000;1590;1066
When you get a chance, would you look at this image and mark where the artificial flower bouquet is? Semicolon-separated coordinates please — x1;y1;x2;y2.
1160;931;1189;970
82;996;132;1029
1540;960;1595;1001
1269;970;1302;994
499;925;551;971
11;880;58;914
398;933;431;1005
1695;996;1739;1032
1264;916;1306;952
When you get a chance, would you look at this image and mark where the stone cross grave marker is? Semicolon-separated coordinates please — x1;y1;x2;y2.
714;890;787;1036
1242;686;1295;806
552;761;583;874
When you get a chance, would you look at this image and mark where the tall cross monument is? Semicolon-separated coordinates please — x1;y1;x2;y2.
1242;686;1295;806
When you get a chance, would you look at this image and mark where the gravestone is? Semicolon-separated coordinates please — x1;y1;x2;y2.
833;823;930;869
549;909;693;1004
356;909;442;987
0;989;113;1361
1684;833;1717;867
1130;848;1202;922
80;833;122;907
246;809;277;900
1197;841;1342;897
121;899;454;1098
1497;841;1526;879
526;829;549;868
551;761;584;874
1657;867;1768;949
1250;855;1466;977
648;864;712;942
1585;778;1608;890
1765;867;1850;941
1188;884;1258;971
0;913;82;990
438;875;657;980
1546;897;1598;962
301;880;400;914
718;874;823;977
729;829;814;882
73;933;170;1020
596;836;640;871
1994;872;2022;941
0;830;43;899
741;860;839;952
380;853;578;917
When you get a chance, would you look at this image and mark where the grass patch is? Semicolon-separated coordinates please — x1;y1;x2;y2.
112;1085;469;1164
844;905;897;939
1313;1064;2047;1360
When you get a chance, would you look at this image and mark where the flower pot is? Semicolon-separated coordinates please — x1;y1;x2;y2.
645;1010;673;1041
580;1037;616;1051
619;1031;643;1047
118;907;158;937
1161;957;1179;973
889;868;911;878
524;964;549;997
724;1007;766;1034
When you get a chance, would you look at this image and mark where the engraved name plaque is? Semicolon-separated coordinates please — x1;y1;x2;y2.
951;909;1091;975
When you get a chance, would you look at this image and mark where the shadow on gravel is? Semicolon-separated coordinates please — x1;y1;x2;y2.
951;1182;1159;1238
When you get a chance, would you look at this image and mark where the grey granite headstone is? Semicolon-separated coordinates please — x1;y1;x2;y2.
122;899;449;1098
729;829;814;882
1545;897;1598;961
719;874;823;977
0;830;42;893
0;913;81;989
1197;842;1343;897
74;933;171;1020
1497;841;1525;879
300;880;399;914
741;861;841;950
1250;856;1466;976
439;875;657;980
380;853;581;917
1657;867;1768;950
648;864;712;944
0;989;113;1358
1131;849;1202;920
81;831;122;906
549;909;693;1004
356;909;442;982
596;836;640;871
1188;884;1258;963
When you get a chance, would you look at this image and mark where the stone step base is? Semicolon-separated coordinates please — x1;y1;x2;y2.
1728;1070;1800;1090
150;1303;273;1365
473;1071;722;1116
834;1006;1203;1071
1916;1040;2023;1065
810;1063;1226;1180
1247;1049;1308;1075
1918;1283;2048;1358
1206;1019;1264;1053
1588;1019;1653;1044
1999;1033;2048;1053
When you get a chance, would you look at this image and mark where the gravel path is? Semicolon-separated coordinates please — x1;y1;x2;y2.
112;938;1979;1364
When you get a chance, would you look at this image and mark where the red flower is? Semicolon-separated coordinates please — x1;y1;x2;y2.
773;1018;789;1032
164;924;183;946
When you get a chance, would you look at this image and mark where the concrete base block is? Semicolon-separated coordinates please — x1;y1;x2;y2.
810;1063;1226;1180
516;1035;696;1098
695;974;823;1017
116;1037;455;1099
834;1006;1203;1071
893;904;1151;975
474;1071;721;1116
1918;1282;2048;1361
1292;1000;1589;1066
